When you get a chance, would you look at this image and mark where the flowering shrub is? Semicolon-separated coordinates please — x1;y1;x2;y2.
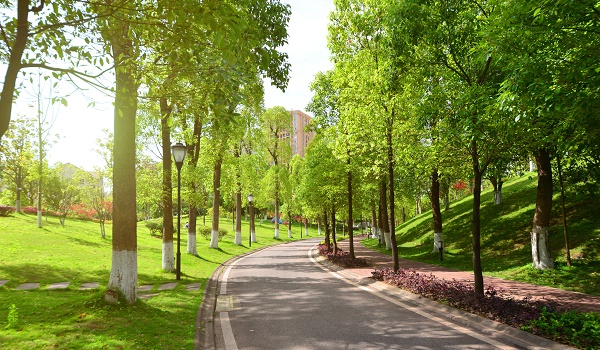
21;206;39;215
317;244;369;268
71;203;96;221
0;205;15;216
371;267;559;329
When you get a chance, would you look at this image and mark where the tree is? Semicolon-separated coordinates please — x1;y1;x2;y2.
0;0;110;140
488;0;600;269
0;117;35;212
261;106;292;239
388;0;509;297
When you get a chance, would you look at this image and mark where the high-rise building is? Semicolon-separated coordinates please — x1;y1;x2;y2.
281;110;315;157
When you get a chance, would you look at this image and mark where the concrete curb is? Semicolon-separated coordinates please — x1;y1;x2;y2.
309;245;576;350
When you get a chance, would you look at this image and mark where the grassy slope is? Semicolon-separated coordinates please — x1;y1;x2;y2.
364;172;600;296
0;213;308;349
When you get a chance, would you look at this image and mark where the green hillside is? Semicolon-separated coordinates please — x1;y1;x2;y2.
364;172;600;296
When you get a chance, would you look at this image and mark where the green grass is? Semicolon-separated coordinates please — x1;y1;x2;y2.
364;172;600;296
0;213;310;349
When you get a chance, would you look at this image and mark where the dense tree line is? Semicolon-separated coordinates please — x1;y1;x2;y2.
303;0;600;298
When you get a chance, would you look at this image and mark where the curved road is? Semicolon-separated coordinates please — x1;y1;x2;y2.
210;239;565;350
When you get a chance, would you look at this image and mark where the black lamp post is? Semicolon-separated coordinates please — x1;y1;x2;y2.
248;193;254;247
171;142;187;280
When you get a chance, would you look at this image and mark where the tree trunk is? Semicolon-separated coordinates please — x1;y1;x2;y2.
187;207;198;255
250;201;256;243
287;210;293;238
160;97;174;272
386;122;399;272
532;148;554;269
381;181;391;251
234;190;242;245
347;159;355;260
324;210;330;250
415;197;422;215
378;189;385;247
210;157;222;248
557;153;571;267
107;19;138;304
0;0;29;139
332;205;338;254
471;140;484;297
430;168;443;260
371;207;377;239
274;183;280;239
317;217;322;236
490;175;503;205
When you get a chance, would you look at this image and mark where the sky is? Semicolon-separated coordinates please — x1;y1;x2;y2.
12;0;335;171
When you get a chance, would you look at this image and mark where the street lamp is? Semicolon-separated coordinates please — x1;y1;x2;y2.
248;193;254;247
171;142;187;280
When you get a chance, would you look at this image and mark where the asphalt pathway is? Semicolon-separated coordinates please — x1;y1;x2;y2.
202;238;573;350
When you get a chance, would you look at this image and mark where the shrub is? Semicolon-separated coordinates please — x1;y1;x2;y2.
197;226;227;241
371;267;560;330
198;226;211;240
522;308;600;349
317;243;369;268
145;219;163;237
21;206;38;215
0;205;15;217
218;228;227;241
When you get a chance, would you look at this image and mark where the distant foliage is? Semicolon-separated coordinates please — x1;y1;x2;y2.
317;243;369;268
0;205;15;216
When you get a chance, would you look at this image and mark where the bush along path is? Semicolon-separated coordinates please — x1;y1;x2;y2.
325;237;600;350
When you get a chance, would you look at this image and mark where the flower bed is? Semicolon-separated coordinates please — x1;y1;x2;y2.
317;243;369;268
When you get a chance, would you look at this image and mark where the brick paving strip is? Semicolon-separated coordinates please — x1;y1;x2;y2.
336;236;600;314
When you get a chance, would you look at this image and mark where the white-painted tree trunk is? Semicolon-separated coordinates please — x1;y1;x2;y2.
274;228;280;239
107;250;137;303
494;190;502;205
531;225;554;269
234;230;242;245
210;230;219;248
431;232;444;253
288;229;292;238
305;225;309;236
15;199;21;213
318;222;322;235
162;242;174;271
251;230;256;243
384;231;392;250
529;160;536;172
187;232;197;255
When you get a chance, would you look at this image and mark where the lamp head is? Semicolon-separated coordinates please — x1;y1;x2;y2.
170;142;187;166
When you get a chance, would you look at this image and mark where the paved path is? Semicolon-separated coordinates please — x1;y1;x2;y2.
337;236;600;313
202;239;572;349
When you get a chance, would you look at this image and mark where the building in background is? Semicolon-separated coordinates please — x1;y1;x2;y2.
280;110;315;157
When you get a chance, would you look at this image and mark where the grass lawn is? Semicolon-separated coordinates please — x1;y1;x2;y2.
363;172;600;296
0;213;312;349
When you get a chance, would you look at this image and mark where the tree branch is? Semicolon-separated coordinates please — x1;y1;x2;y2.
30;0;45;13
477;56;492;86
